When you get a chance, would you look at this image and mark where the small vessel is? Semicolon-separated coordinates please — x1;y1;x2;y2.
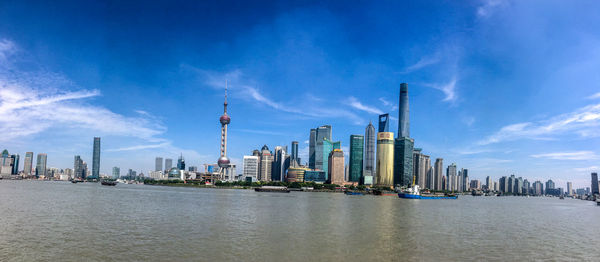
372;189;396;196
398;185;458;199
101;180;117;186
254;186;290;193
344;191;364;195
71;179;83;183
560;196;565;199
471;190;483;196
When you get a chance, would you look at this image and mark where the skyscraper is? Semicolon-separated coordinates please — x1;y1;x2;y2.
546;179;555;190
92;137;101;178
35;153;47;178
446;164;457;191
328;149;345;185
177;154;185;170
378;113;389;132
321;138;341;180
24;152;33;176
112;167;120;178
11;154;19;175
155;157;163;171
434;158;443;191
393;137;414;187
398;83;410;138
376;132;394;187
74;155;83;178
309;129;316;169
348;135;364;183
363;121;376;184
217;81;232;181
311;125;332;171
567;182;573;196
259;145;273;181
243;155;259;181
486;176;493;190
394;83;414;187
591;173;599;194
291;141;299;166
165;158;173;170
272;146;289;181
462;169;469;192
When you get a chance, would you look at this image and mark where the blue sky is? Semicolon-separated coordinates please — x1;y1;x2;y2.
1;0;600;188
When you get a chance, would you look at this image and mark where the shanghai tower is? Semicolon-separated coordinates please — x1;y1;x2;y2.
394;83;414;187
398;83;409;138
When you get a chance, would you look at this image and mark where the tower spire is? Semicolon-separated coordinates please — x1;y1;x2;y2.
224;80;228;113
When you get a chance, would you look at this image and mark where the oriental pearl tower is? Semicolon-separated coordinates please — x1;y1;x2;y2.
217;81;232;181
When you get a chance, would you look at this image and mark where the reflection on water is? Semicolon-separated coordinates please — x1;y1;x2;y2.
1;180;599;261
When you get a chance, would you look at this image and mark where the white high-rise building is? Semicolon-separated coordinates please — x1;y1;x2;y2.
243;156;259;181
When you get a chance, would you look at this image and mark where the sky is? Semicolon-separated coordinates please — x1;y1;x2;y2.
1;0;600;188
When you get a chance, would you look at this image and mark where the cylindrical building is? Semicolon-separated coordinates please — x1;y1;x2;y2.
376;132;394;187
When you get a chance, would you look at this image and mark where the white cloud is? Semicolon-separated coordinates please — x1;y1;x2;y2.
0;39;16;62
196;68;365;124
480;103;600;145
347;97;384;115
586;92;600;100
402;55;440;73
379;97;398;111
425;76;458;102
531;151;598;161
573;166;600;172
477;0;505;18
106;143;171;152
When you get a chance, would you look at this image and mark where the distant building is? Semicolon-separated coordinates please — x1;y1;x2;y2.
532;181;544;195
376;132;394;187
486;176;493;190
74;155;85;179
328;149;345;185
24;152;33;176
378;113;390;132
546;179;555;191
470;180;481;190
259;145;273;181
304;170;326;183
591;173;599;195
413;149;430;189
165;158;173;170
92;137;101;178
309;125;332;170
321;138;341;180
567;182;573;196
291;141;299;166
393;137;414;187
155;157;163;171
188;166;198;172
35;153;47;178
112;167;120;178
177;154;185;170
446;163;457;191
348;135;364;183
272;146;289;182
434;158;443;191
363;121;376;185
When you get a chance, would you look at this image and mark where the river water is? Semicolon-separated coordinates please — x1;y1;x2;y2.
1;180;598;261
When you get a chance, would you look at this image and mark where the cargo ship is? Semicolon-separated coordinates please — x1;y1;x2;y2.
398;185;458;199
254;186;290;193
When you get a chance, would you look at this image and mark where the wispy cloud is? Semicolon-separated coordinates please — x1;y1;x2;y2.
0;41;166;144
379;97;398;111
573;166;600;172
195;68;365;124
424;76;458;102
347;97;383;115
106;143;170;152
477;0;506;18
479;103;600;145
402;55;440;73
0;39;16;62
531;151;598;161
586;92;600;100
237;129;286;136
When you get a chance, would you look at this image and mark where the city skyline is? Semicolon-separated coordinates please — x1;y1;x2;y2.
1;1;600;188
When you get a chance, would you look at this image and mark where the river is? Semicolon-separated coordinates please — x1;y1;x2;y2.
0;180;598;261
